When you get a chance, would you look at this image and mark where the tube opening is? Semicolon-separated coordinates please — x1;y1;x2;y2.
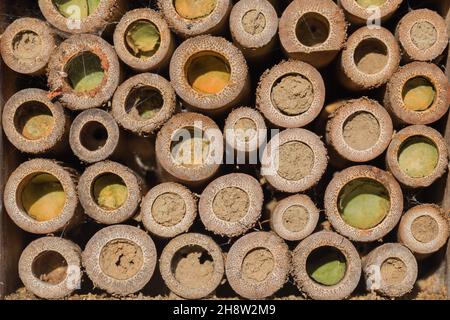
32;250;68;284
402;77;436;112
354;38;388;75
100;239;143;280
411;215;438;243
151;192;186;226
410;22;437;50
380;257;406;285
171;245;214;288
79;121;108;151
271;74;314;116
277;141;314;181
295;12;330;47
282;205;309;232
212;187;249;222
398;136;438;178
174;0;217;20
241;248;274;282
12;30;42;61
125;20;161;58
65;51;105;93
125;86;163;121
14;101;54;140
52;0;100;19
170;126;211;168
92;173;128;211
343;111;380;151
306;246;347;286
242;10;266;35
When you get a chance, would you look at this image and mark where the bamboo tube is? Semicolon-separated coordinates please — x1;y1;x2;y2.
18;237;82;299
159;233;224;299
82;224;157;295
0;18;56;75
225;231;290;299
324;165;403;242
363;243;418;298
292;231;361;300
339;0;403;26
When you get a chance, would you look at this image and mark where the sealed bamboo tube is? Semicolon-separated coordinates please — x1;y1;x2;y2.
155;112;223;187
78;161;144;225
338;26;400;91
113;8;175;72
0;18;56;75
326;97;393;166
159;233;224;299
279;0;346;68
256;60;325;128
324;165;403;242
386;125;448;189
292;231;361;300
169;35;250;116
82;224;157;295
2;88;69;155
339;0;403;26
261;128;328;193
383;62;449;125
3;159;80;234
398;204;449;257
18;237;82;299
363;243;418;298
47;34;121;110
158;0;232;38
198;173;263;237
38;0;126;35
225;231;290;299
141;182;197;239
111;73;176;136
69;108;121;164
270;194;319;242
396;9;448;62
229;0;278;61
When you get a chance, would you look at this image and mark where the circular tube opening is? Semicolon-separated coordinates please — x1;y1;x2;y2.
65;51;105;93
271;74;314;116
99;239;143;280
402;77;436;112
355;0;387;8
14;101;54;140
92;173;128;211
151;192;186;227
380;257;406;285
125;20;161;58
233;117;257;143
170;126;211;167
342;111;380;151
410;21;437;50
398;136;438;178
242;10;266;35
212;187;249;222
241;248;274;282
282;205;309;233
174;0;217;20
32;250;68;284
306;246;347;286
79;121;108;151
125;86;163;121
277;141;314;181
12;30;42;60
295;12;330;47
411;215;438;243
354;38;388;75
52;0;100;19
171;245;214;288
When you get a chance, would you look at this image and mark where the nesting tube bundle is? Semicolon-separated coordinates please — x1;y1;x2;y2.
339;0;403;25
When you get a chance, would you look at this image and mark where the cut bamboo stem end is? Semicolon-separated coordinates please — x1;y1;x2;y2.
279;0;347;68
229;0;278;61
225;231;290;299
2;88;69;155
169;35;250;116
199;173;263;237
47;34;120;110
256;60;325;128
324;165;403;242
363;243;418;298
0;17;56;75
18;237;82;299
155;112;224;187
3;159;80;234
270;194;319;241
292;231;361;300
113;8;175;72
338;26;400;91
69;108;121;164
383;62;449;125
326;97;393;165
158;0;232;38
386;125;449;188
398;204;449;257
82;224;157;295
159;233;224;299
78;161;144;225
339;0;403;25
141;182;197;238
111;73;176;136
261;128;328;193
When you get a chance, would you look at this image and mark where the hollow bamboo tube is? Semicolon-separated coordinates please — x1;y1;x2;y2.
339;0;403;26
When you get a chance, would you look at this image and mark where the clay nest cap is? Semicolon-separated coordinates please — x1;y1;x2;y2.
256;60;325;128
363;243;418;297
339;26;400;91
398;204;449;256
141;182;197;238
82;224;157;295
2;88;67;154
384;62;449;125
47;34;120;110
0;17;56;75
261;128;328;193
279;0;347;68
78;161;144;225
386;125;449;188
3;158;79;234
326;97;393;163
159;233;225;299
324;165;403;242
198;173;264;237
339;0;403;25
111;73;176;135
270;194;320;241
396;9;449;62
292;231;361;300
169;35;249;113
158;0;231;38
113;8;174;72
19;237;82;299
69;108;120;163
225;231;291;299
